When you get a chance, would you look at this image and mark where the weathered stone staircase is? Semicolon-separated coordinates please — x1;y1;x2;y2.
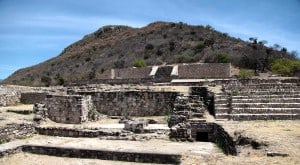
215;81;300;120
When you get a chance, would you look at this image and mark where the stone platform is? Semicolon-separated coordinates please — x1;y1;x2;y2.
0;135;216;164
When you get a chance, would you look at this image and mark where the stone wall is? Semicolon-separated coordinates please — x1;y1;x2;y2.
35;126;120;137
169;121;237;155
45;95;92;124
0;85;66;106
81;91;178;116
178;63;231;78
20;92;47;104
0;123;35;142
114;67;152;79
0;94;20;107
213;123;237;155
68;63;232;85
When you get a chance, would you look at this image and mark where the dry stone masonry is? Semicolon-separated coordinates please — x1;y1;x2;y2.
0;123;35;143
215;79;300;120
45;95;92;124
80;91;179;117
0;85;66;106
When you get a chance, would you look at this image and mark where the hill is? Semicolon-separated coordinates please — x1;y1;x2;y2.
2;21;297;86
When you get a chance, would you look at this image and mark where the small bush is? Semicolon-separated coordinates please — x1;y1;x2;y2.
238;69;254;79
113;60;125;68
41;76;51;86
133;59;147;67
156;49;163;56
175;54;197;63
194;41;205;52
85;57;91;62
145;44;154;50
215;53;231;63
169;41;175;51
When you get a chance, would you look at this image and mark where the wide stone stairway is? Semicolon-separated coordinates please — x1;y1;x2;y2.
215;81;300;120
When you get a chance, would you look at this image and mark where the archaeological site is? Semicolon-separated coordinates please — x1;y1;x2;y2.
0;62;299;164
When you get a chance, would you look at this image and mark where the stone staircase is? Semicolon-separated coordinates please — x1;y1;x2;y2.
215;81;300;120
168;95;205;127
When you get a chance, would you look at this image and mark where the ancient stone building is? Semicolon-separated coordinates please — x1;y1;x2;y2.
80;91;179;116
45;95;92;124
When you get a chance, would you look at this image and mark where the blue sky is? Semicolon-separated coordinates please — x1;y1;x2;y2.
0;0;299;79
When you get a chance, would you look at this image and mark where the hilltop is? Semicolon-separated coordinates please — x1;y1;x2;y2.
2;21;297;86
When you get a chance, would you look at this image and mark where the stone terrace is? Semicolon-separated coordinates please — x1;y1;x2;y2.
215;80;300;120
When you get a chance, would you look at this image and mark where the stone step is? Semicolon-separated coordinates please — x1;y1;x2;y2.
214;99;228;104
228;113;300;120
215;107;229;113
232;98;300;103
232;94;300;99
215;113;229;119
236;91;300;95
214;103;228;108
232;103;300;108
232;107;300;114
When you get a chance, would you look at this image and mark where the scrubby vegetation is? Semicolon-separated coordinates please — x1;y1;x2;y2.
2;21;299;86
133;59;147;67
271;58;300;76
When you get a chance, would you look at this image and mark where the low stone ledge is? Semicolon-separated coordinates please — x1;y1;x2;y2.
19;145;181;164
7;109;33;115
35;126;121;137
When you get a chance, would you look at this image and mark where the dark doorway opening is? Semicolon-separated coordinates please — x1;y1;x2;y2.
196;132;209;142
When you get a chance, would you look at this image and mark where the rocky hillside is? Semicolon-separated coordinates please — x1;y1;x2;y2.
2;21;296;86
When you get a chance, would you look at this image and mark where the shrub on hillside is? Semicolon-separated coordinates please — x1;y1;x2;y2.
175;54;197;63
41;76;51;86
215;53;231;63
204;53;231;63
133;59;147;67
271;58;300;76
194;41;205;52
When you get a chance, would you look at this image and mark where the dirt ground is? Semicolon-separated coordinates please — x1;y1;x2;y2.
0;104;34;125
0;104;300;164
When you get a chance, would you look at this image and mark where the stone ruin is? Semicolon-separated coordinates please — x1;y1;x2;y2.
167;94;237;155
214;79;300;120
1;63;300;163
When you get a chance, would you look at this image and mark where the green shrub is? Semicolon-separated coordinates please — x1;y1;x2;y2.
194;41;205;51
175;54;197;63
41;76;51;86
215;53;231;63
271;58;300;76
133;59;147;67
175;50;197;63
238;69;254;79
